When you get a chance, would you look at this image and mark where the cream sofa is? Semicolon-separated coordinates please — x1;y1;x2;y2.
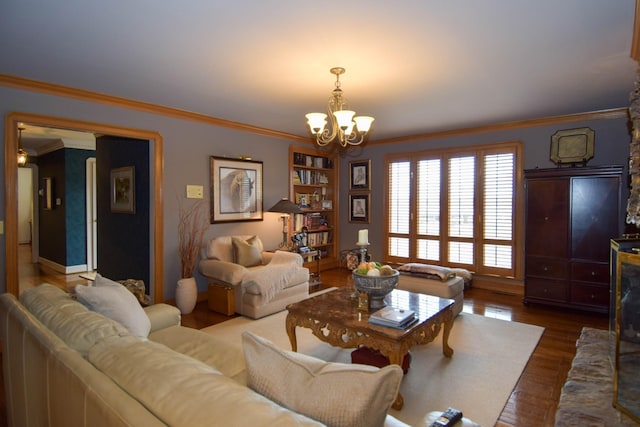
0;284;414;427
198;235;310;318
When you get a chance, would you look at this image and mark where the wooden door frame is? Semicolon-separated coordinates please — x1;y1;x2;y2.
5;112;165;302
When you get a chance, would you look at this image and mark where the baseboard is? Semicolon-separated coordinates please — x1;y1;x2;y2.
38;257;88;274
473;276;524;296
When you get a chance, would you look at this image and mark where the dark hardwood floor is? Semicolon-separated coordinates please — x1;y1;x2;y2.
11;248;609;427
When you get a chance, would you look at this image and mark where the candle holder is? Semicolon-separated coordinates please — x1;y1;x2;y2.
356;243;369;264
351;242;370;298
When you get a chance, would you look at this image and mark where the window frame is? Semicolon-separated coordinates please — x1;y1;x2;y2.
383;141;524;280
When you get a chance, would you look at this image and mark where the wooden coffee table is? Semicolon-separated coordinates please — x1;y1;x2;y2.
285;287;455;410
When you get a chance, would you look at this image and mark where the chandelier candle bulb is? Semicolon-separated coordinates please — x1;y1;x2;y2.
357;229;369;245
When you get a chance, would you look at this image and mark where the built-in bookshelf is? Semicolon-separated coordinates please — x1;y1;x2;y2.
289;145;339;271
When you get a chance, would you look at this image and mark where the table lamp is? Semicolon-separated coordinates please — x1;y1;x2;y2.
268;198;303;249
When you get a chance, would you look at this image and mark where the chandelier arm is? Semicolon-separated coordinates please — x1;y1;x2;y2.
344;132;365;146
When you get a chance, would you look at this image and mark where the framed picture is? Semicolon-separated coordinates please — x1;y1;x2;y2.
42;177;53;210
550;127;595;165
210;156;263;223
110;166;135;213
350;159;371;190
349;193;370;223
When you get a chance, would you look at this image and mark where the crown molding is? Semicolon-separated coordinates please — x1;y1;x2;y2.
0;74;308;143
369;108;629;146
1;74;629;147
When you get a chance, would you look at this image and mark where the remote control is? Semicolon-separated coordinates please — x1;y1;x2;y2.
429;407;463;427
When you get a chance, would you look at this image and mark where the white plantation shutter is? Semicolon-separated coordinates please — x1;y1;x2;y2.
417;159;441;261
448;156;475;265
448;156;475;238
385;143;519;278
388;161;411;258
483;153;514;269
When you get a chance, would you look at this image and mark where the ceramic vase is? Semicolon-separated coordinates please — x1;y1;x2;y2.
176;277;197;314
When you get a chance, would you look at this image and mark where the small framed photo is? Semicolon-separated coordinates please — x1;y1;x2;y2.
349;193;370;223
210;156;263;223
350;159;371;190
110;166;135;214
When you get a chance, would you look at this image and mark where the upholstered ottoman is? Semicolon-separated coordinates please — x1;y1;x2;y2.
396;263;465;317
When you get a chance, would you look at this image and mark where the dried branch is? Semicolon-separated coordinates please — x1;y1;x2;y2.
178;198;209;278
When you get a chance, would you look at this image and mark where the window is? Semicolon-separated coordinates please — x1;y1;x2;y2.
384;142;522;279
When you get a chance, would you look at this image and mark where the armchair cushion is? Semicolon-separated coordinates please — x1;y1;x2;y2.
232;236;262;267
199;260;249;286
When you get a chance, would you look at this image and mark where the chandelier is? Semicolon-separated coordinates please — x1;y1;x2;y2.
305;67;374;147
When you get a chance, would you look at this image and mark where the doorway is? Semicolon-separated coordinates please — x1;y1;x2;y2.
5;112;165;302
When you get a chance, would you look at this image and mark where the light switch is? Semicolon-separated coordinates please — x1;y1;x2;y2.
186;185;204;199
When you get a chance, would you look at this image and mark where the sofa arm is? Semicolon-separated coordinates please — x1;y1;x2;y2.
144;303;181;332
198;259;248;286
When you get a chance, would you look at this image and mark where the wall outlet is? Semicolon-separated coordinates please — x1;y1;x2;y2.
186;185;204;199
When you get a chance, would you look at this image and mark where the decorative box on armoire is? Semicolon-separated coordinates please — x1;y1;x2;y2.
523;165;623;313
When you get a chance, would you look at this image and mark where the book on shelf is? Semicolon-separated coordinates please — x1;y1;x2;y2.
368;307;417;329
293;153;333;169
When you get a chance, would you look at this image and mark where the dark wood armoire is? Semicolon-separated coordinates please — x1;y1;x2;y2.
524;165;623;313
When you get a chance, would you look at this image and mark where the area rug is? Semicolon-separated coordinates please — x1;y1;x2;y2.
202;307;543;426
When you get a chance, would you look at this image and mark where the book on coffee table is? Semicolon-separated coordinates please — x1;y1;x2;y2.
369;306;416;329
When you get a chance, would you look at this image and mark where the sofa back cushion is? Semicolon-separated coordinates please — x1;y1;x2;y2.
88;337;323;426
19;284;130;356
0;293;165;427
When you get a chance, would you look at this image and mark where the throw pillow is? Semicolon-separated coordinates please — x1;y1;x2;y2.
232;236;262;267
75;282;151;338
242;331;403;427
94;273;122;287
397;263;455;281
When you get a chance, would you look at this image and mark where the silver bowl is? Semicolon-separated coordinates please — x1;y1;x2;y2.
352;270;400;309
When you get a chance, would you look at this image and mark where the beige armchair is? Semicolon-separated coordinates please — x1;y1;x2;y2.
198;235;309;319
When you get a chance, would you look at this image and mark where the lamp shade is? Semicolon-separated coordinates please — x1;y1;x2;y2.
354;116;374;133
333;110;355;129
268;198;303;214
305;113;328;134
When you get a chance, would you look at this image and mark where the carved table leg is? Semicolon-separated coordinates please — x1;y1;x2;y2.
388;350;405;410
285;313;298;352
442;309;454;357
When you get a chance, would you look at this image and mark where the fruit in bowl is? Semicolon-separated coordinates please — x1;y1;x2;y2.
352;262;400;309
355;262;396;277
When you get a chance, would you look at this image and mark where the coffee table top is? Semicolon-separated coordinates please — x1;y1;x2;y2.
286;287;454;338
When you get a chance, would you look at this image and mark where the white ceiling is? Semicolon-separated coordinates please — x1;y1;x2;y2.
1;1;638;141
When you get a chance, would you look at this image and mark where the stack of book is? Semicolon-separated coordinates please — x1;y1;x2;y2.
368;306;417;329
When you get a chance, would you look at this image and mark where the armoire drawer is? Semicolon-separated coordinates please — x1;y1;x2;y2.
525;278;568;302
570;283;609;308
571;262;609;284
525;257;569;279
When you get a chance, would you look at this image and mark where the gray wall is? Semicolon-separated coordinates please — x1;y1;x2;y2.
0;84;632;299
1;85;292;300
339;117;633;262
